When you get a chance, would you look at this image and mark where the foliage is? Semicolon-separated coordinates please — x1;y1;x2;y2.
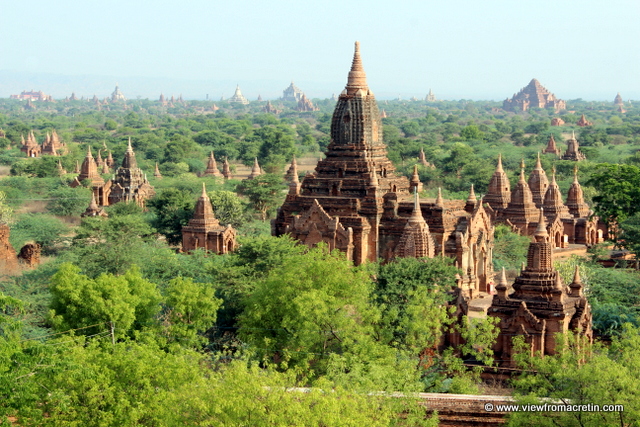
161;277;221;346
619;212;640;257
46;185;92;216
0;191;12;224
208;189;246;227
492;224;531;271
239;246;382;378
9;213;68;255
147;187;194;245
48;263;161;338
509;327;640;427
237;173;286;221
586;163;640;239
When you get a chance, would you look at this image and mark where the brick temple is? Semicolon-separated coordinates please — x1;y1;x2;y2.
272;42;495;298
503;79;566;112
484;155;602;247
489;209;592;367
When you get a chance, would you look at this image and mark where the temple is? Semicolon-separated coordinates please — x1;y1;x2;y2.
272;42;495;297
503;79;566;112
20;131;41;157
576;114;592;127
282;82;304;102
111;85;126;102
614;93;624;106
41;130;66;156
543;134;561;156
296;94;318;112
425;89;436;102
484;156;602;246
228;85;249;104
181;183;236;254
107;138;155;207
562;131;586;161
489;209;592;367
202;152;223;177
246;158;262;180
70;146;110;205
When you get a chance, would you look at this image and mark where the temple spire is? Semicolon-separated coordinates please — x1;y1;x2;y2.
534;208;548;241
435;187;444;207
345;41;368;95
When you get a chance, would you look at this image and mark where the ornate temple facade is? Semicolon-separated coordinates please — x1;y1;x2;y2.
41;130;66;156
70;146;110;205
503;79;566;112
182;184;237;254
543;135;561;156
20;131;41;157
562;132;586;161
489;210;592;367
71;140;154;208
108;139;155;207
484;156;602;246
272;42;495;297
202;152;223;177
576;114;592;127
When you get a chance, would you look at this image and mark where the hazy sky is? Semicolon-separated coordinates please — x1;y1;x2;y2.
3;0;639;100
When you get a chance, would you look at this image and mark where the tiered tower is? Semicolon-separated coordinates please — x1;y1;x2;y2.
228;85;249;104
489;209;592;366
70;146;109;205
502;161;538;230
562;131;586;161
528;153;549;208
107;139;155;207
543;134;561;156
503;79;566;112
566;166;590;218
484;154;511;212
181;183;236;254
273;42;410;265
202;152;222;177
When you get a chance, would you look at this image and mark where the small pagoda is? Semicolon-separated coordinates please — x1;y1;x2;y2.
181;183;236;254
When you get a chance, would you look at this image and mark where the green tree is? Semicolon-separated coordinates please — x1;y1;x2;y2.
48;263;161;338
161;277;221;345
148;188;194;245
586;163;640;240
238;246;380;377
619;212;640;258
9;214;69;255
509;326;640;427
492;224;531;271
237;173;286;221
208;190;246;227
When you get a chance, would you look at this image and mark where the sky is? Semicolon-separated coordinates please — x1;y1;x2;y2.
2;0;639;100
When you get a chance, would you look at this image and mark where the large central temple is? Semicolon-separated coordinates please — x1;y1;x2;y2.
273;42;494;298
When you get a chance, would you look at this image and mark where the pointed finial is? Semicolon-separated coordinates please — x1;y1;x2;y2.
572;130;576;139
535;152;542;168
496;153;504;171
519;159;526;182
572;264;581;285
435;187;444;206
127;137;133;150
467;184;476;202
346;41;368;94
201;182;208;198
499;267;508;285
573;164;579;182
534;208;548;240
